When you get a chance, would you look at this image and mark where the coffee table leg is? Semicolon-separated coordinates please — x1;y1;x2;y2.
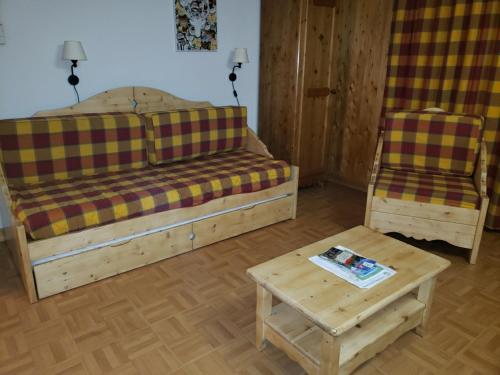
415;276;437;337
256;285;272;350
320;331;340;375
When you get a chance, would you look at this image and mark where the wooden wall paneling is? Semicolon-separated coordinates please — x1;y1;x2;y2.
258;0;302;163
297;0;336;185
259;0;391;187
327;0;393;189
328;0;352;182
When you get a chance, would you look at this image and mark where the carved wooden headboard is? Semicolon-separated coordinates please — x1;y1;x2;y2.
33;87;212;117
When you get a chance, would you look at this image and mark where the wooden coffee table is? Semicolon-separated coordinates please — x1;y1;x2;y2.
247;226;450;375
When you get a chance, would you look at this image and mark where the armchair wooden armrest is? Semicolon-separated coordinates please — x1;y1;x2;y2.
364;132;384;227
474;140;488;199
369;133;384;186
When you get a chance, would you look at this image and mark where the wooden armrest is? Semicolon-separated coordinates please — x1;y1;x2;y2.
369;133;384;186
476;140;488;199
246;128;274;159
0;162;12;208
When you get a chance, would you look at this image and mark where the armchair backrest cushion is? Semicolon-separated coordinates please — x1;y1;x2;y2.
143;106;247;165
381;110;483;176
0;113;147;186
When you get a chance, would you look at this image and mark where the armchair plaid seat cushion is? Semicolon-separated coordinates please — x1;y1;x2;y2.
381;111;483;176
144;106;248;165
374;168;480;209
0;113;147;186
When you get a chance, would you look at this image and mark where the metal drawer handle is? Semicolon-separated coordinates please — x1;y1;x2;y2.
188;232;196;240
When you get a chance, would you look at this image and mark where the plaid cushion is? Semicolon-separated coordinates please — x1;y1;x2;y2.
12;150;291;240
381;111;483;176
0;113;147;186
375;167;479;209
144;106;247;164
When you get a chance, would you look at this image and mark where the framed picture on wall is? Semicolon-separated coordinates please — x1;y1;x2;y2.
175;0;217;51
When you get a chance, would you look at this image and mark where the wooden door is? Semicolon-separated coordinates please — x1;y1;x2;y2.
296;0;336;186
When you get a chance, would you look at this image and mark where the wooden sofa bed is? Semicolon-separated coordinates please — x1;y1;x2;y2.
0;87;299;302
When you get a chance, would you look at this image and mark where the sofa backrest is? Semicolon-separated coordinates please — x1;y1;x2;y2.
0;113;147;185
143;106;248;165
381;110;483;176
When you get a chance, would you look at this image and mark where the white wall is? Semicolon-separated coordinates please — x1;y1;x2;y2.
0;0;261;129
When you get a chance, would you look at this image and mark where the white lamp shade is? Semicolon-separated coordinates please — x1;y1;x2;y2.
63;41;87;61
232;48;249;64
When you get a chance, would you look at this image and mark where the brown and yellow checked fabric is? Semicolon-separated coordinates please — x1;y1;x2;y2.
375;168;480;209
12;150;291;240
144;106;248;165
0;113;147;186
382;110;483;176
384;0;499;228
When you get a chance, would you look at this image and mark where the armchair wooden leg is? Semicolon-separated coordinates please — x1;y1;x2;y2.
470;233;482;265
469;198;489;265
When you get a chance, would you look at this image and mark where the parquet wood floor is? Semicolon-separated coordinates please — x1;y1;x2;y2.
0;183;499;375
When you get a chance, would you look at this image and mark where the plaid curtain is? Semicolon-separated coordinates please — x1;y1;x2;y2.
383;0;500;229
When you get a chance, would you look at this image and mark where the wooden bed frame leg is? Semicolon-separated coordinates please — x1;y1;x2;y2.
7;224;37;303
256;285;272;350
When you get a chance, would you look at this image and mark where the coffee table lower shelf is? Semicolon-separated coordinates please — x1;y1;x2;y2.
263;295;425;375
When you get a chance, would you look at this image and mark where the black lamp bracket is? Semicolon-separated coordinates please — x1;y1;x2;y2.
68;60;80;86
228;62;242;82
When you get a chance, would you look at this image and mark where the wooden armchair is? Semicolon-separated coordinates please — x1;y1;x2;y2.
364;110;489;264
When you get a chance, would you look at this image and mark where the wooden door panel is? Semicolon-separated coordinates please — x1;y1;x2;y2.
258;0;301;163
298;0;336;184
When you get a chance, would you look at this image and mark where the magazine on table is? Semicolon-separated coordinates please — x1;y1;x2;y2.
309;245;396;288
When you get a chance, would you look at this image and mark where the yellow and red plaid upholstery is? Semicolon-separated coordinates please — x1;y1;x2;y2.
384;0;499;228
375;168;479;209
382;111;483;176
0;113;147;186
12;150;291;240
144;106;248;164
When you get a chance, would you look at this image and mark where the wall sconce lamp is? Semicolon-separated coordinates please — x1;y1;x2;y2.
228;48;249;106
63;40;87;103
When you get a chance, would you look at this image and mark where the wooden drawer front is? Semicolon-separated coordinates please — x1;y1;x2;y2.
192;196;294;249
34;224;193;298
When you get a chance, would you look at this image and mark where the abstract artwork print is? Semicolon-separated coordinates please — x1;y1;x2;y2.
175;0;217;51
